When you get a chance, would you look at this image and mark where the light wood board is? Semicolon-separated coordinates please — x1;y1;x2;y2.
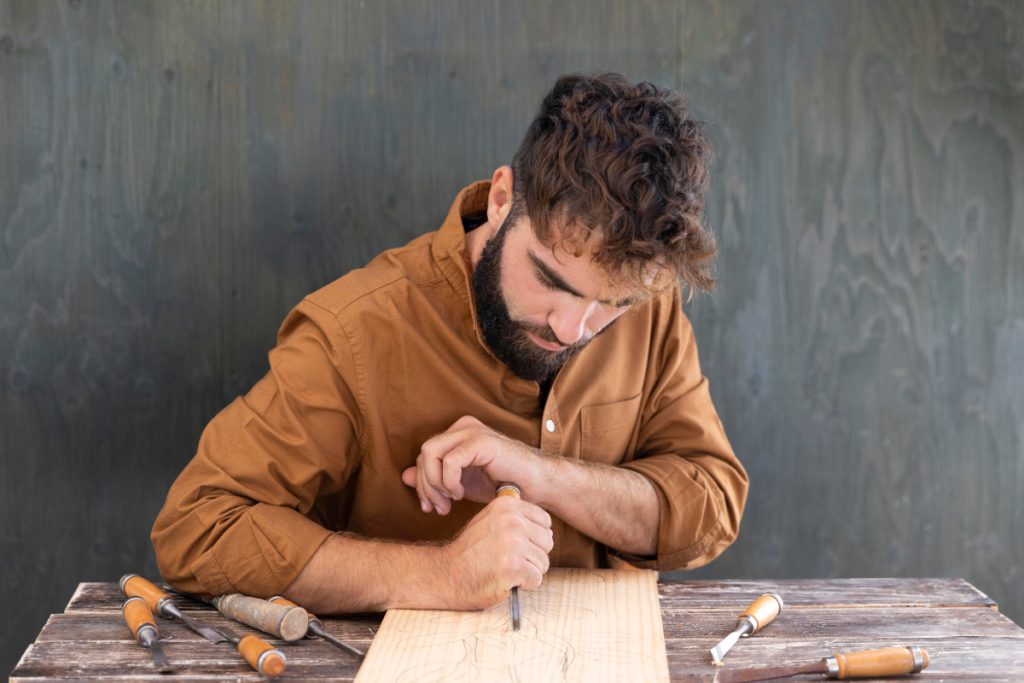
354;568;669;682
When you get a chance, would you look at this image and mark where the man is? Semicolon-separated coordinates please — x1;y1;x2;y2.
152;73;748;614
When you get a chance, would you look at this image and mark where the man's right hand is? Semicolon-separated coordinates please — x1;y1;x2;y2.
437;494;554;610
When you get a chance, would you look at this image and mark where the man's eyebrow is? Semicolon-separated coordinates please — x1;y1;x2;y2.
528;251;641;307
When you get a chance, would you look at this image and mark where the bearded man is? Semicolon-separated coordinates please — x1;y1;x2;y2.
152;73;748;612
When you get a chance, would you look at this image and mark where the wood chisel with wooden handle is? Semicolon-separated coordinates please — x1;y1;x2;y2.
122;596;173;674
495;481;522;631
269;595;366;660
215;624;288;678
710;593;783;664
714;645;930;682
120;574;228;644
211;593;309;642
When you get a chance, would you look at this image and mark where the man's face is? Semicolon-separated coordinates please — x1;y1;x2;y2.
472;210;641;382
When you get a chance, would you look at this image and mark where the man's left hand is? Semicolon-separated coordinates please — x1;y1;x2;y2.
400;416;546;515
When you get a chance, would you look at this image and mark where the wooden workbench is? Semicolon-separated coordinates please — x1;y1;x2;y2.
11;578;1024;681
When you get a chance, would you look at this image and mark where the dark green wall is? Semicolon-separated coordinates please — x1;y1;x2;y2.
2;0;1021;674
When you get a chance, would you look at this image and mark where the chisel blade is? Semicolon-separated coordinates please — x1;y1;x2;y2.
147;641;174;674
510;587;521;631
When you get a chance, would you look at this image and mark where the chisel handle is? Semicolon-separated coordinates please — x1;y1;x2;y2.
212;593;309;642
739;593;783;634
268;596;321;632
120;574;172;615
238;634;287;678
122;596;158;640
827;646;929;678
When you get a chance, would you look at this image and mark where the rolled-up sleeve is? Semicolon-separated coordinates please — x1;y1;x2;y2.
619;289;748;571
151;299;363;597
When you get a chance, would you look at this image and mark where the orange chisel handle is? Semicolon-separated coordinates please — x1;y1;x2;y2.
738;593;783;635
120;574;172;616
828;646;929;678
237;634;286;677
122;596;158;640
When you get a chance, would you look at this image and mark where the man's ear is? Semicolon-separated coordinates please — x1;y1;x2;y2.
486;165;514;228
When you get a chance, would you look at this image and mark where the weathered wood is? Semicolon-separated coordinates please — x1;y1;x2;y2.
63;577;999;613
13;580;1024;681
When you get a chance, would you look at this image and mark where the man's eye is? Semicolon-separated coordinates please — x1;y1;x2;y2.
537;272;560;290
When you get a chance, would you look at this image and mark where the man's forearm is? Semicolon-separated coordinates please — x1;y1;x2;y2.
283;533;445;614
532;455;660;557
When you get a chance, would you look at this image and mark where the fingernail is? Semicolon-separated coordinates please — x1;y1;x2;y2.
421;500;431;513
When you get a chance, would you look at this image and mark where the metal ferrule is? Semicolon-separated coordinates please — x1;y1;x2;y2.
156;597;178;618
136;624;158;647
909;646;926;673
824;656;840;677
257;648;286;675
736;615;758;637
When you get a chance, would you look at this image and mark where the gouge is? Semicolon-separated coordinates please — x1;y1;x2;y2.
122;597;173;674
495;482;522;631
211;593;309;642
709;593;783;664
216;624;287;678
269;595;366;660
120;574;228;643
714;645;930;682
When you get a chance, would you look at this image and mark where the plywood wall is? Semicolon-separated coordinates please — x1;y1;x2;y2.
1;0;1021;674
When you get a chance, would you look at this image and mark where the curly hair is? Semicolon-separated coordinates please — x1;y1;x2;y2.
510;73;717;296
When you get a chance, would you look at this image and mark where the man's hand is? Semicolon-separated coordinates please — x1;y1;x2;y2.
401;415;547;515
437;494;554;610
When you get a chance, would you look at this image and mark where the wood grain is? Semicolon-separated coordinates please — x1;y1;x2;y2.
12;579;1024;681
354;568;669;683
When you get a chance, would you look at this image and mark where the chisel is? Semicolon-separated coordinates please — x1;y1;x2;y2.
211;593;309;642
119;574;228;643
495;482;522;631
269;595;366;660
122;596;173;674
215;624;288;678
714;645;930;683
709;593;783;664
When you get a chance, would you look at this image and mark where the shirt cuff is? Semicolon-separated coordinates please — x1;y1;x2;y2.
190;503;333;598
619;454;734;571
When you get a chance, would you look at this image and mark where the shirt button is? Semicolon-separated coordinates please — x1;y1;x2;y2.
545;419;556;433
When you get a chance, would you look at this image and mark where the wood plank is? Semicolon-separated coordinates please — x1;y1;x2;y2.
354;568;669;682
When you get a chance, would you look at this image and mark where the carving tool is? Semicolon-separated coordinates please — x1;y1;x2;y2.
215;623;288;678
122;596;173;674
495;482;522;631
714;645;930;682
709;593;783;665
269;595;366;660
211;593;309;642
120;574;228;643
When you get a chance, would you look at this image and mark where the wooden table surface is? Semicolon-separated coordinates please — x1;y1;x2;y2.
12;578;1024;681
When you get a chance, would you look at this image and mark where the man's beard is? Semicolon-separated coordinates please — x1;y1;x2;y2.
471;216;590;382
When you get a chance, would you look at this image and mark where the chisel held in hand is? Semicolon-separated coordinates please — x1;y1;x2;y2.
495;482;523;632
710;592;783;664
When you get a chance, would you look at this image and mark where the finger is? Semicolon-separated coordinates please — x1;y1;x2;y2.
416;456;450;514
517;500;553;529
518;557;545;591
525;519;555;554
401;466;417;488
417;449;452;514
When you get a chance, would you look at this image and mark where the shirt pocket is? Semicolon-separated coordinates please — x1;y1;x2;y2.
579;394;643;464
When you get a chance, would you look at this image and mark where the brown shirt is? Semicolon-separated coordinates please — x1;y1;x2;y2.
151;181;748;598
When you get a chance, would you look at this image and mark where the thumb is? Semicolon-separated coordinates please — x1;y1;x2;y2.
401;466;418;488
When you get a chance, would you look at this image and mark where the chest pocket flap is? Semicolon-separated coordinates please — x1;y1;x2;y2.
579;394;642;464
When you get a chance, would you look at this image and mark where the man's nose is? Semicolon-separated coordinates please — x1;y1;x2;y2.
549;300;599;346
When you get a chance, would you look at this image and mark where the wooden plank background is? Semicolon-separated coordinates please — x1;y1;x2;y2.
1;0;1021;676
